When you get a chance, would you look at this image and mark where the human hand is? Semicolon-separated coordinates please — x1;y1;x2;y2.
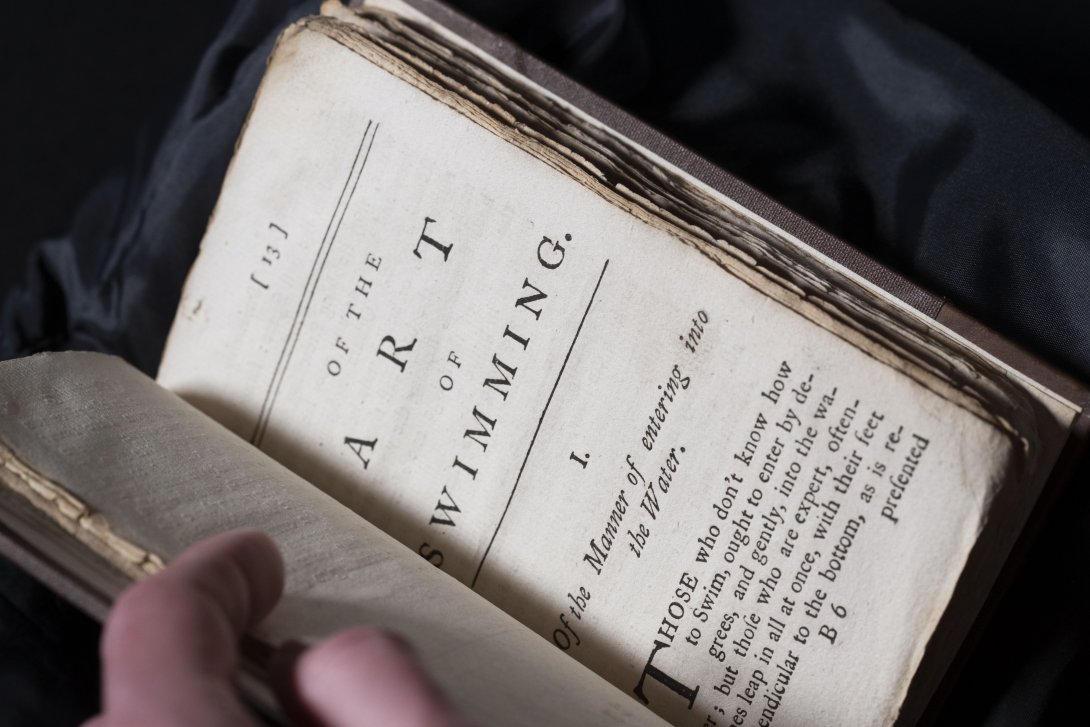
83;529;469;727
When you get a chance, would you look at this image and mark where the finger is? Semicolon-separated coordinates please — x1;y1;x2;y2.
98;529;284;726
280;626;470;727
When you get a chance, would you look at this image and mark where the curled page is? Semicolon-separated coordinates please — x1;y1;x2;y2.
0;352;665;727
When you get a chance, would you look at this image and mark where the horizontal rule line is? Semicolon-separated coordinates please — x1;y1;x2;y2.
471;258;610;589
252;120;379;446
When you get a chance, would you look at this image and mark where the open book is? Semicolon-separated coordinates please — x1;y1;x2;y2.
0;1;1085;725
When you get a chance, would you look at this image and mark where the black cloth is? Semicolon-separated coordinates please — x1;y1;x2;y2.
0;2;317;724
1;1;1086;724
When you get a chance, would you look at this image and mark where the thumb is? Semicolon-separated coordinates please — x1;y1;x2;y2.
95;529;283;726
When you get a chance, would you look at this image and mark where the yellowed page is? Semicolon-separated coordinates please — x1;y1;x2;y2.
157;24;1040;727
0;352;665;727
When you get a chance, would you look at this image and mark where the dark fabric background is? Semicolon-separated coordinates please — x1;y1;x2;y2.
1;1;1087;724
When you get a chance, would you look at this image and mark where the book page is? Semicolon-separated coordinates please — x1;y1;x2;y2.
159;24;1035;727
0;353;665;727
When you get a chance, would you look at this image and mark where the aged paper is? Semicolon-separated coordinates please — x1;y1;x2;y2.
159;27;1018;726
0;353;666;727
